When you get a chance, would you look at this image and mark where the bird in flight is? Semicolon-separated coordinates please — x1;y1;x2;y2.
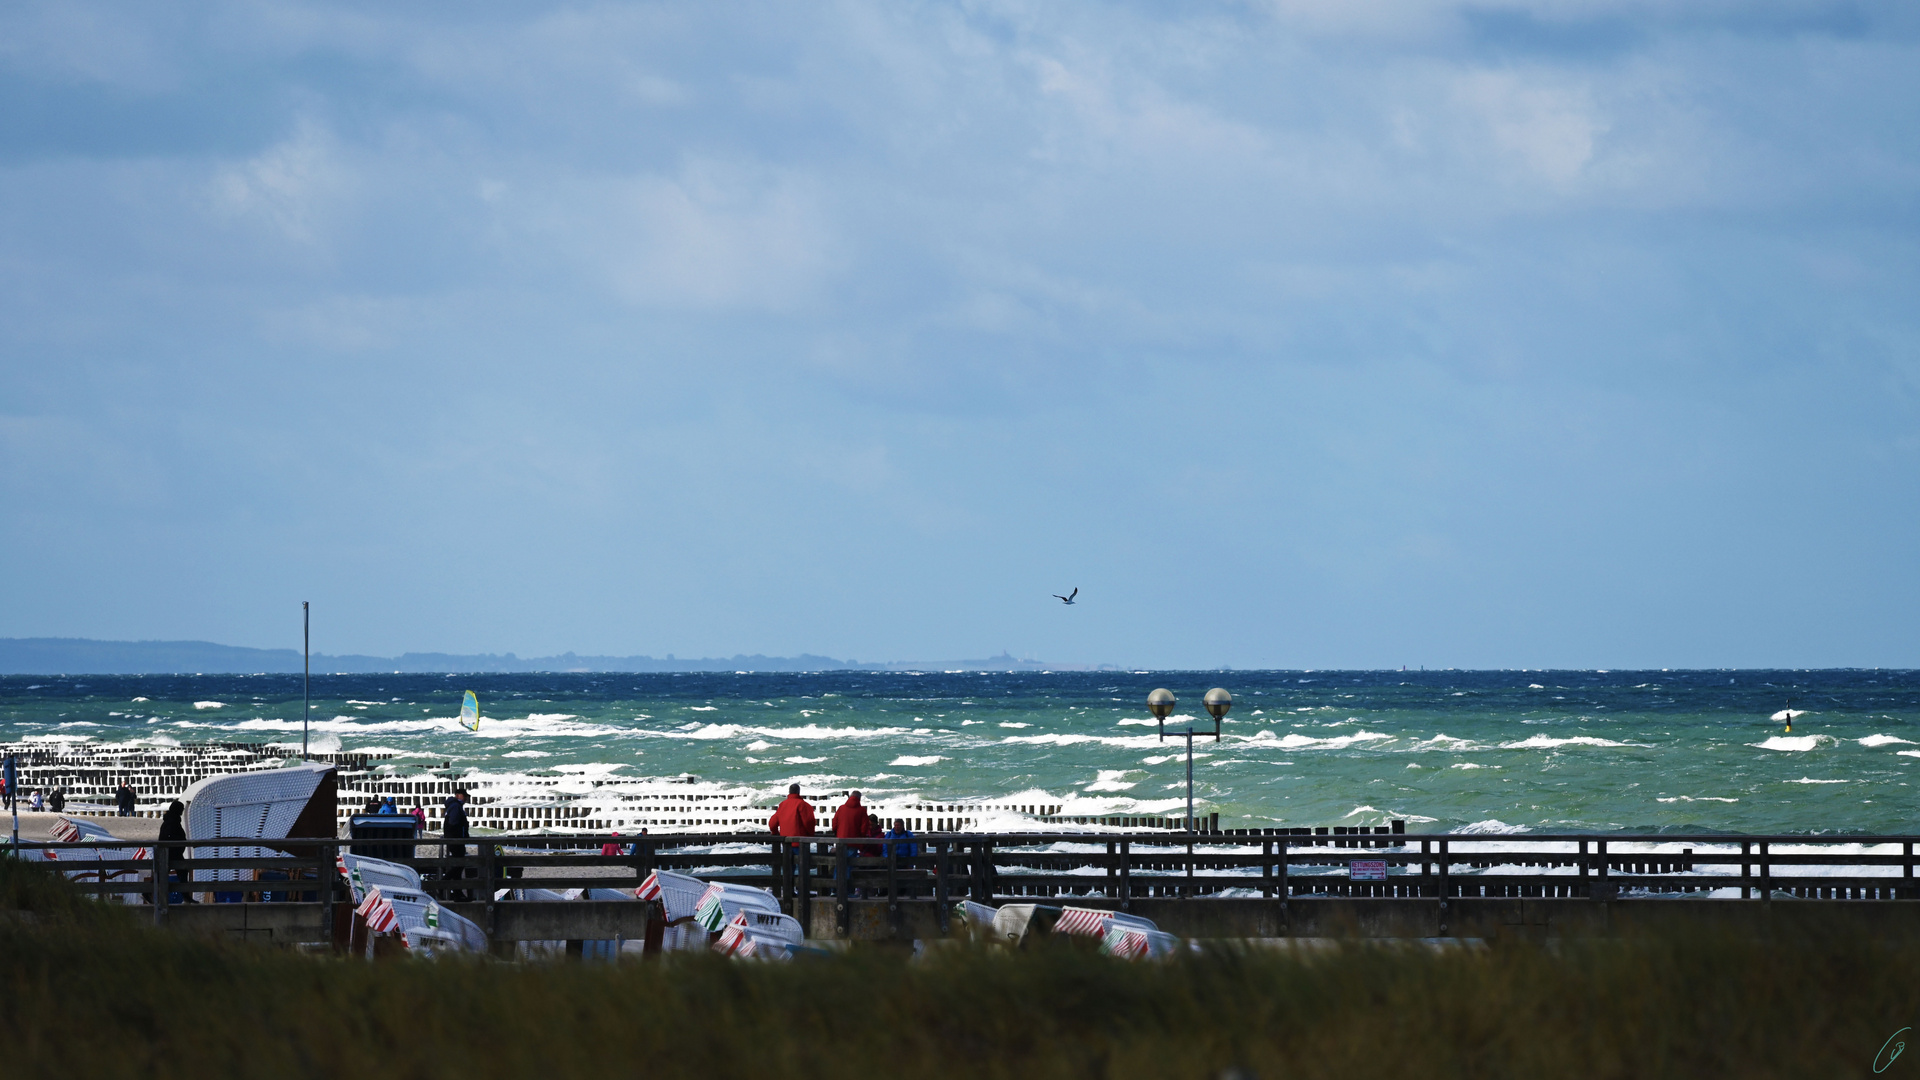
1054;588;1078;605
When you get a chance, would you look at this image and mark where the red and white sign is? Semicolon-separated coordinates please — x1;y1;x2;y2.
1349;860;1388;881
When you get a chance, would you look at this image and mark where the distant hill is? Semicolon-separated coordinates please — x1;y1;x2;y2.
0;638;1106;675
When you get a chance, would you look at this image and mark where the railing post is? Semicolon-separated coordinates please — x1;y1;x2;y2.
1578;839;1589;887
1421;838;1431;895
886;836;901;940
1277;838;1289;920
800;842;814;936
1119;839;1132;913
1436;839;1449;934
934;841;950;935
1261;839;1273;898
835;840;851;937
320;840;336;946
1759;841;1771;901
481;842;498;938
981;838;996;902
1106;841;1116;900
152;843;168;927
1184;834;1194;898
1741;840;1752;900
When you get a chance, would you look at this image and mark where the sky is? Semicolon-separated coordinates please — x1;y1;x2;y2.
1;0;1917;670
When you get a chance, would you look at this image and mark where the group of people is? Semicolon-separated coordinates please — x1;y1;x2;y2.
0;783;66;813
768;784;917;858
360;794;429;831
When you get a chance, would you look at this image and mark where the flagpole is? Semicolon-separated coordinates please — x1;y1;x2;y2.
303;601;311;761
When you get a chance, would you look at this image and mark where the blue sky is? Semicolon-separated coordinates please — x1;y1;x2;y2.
2;1;1916;669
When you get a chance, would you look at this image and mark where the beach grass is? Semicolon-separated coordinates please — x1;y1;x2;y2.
3;857;1914;1079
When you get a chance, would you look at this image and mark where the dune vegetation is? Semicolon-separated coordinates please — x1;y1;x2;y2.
2;857;1914;1079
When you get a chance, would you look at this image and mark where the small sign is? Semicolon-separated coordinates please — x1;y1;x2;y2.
1349;860;1387;881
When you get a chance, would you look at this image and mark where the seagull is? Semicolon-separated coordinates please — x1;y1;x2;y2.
1053;588;1078;605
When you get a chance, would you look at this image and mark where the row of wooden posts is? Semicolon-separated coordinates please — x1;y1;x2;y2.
16;831;1920;939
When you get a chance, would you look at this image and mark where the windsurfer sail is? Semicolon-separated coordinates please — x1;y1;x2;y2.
459;690;481;732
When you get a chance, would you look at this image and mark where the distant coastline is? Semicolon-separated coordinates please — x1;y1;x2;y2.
0;637;1117;676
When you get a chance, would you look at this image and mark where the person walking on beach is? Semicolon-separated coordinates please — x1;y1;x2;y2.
115;782;136;816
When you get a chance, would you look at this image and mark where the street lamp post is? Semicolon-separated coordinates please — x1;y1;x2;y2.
302;602;310;762
1148;687;1231;832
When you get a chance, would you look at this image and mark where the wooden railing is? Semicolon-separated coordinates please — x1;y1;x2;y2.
12;831;1920;940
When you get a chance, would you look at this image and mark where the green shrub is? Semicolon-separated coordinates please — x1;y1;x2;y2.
2;859;1914;1079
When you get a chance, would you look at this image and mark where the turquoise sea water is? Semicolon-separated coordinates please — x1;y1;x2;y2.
2;670;1916;834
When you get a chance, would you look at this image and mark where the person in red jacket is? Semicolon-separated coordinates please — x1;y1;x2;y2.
769;783;816;838
831;791;873;894
832;790;871;841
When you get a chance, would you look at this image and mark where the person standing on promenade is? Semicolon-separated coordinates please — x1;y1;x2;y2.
48;788;64;813
29;789;43;812
409;805;426;831
115;782;136;816
832;791;871;842
884;819;917;859
769;784;816;838
832;791;877;892
442;789;472;902
158;800;188;905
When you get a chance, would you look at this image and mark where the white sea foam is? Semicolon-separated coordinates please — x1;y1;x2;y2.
662;722;911;742
1116;718;1157;726
784;756;825;764
1528;684;1545;690
130;697;149;702
1657;796;1738;803
1457;819;1531;834
1085;770;1137;792
1499;735;1642;749
889;755;944;766
689;706;718;712
1859;734;1915;747
1786;777;1848;784
743;740;775;751
1753;735;1831;752
1900;751;1920;759
193;701;225;710
1001;733;1164;749
1452;763;1491;769
1243;731;1393;750
999;722;1031;729
503;750;551;758
225;714;627;738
